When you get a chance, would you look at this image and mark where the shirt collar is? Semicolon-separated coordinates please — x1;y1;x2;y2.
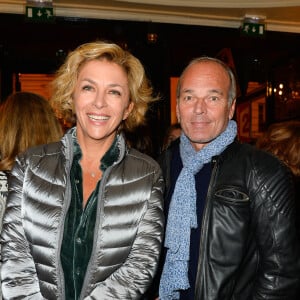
72;131;120;172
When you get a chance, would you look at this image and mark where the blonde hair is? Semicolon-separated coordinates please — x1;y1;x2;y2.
50;41;157;131
256;120;300;177
0;92;63;171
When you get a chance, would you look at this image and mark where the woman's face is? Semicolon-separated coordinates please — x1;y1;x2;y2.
73;59;133;147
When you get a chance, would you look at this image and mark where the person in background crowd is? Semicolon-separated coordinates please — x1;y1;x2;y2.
161;123;181;151
124;123;154;157
0;91;64;299
256;120;300;238
1;41;164;300
158;56;300;300
0;90;63;208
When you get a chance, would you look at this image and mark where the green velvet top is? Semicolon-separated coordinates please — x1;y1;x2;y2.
60;135;119;300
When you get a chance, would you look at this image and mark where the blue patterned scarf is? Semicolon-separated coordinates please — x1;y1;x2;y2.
159;120;237;300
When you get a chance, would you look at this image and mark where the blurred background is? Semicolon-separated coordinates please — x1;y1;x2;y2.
1;0;300;155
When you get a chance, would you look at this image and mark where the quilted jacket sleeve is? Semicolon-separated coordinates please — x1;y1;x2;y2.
84;165;165;300
0;156;44;300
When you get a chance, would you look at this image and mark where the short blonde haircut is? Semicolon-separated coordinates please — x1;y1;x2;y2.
256;120;300;177
50;41;157;131
0;92;63;171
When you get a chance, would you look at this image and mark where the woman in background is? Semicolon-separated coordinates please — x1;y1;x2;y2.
1;41;164;300
0;91;63;299
0;91;63;172
0;90;63;212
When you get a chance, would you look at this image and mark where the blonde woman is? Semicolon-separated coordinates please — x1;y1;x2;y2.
1;41;164;300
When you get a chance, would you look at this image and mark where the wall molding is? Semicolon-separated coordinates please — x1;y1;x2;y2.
1;1;300;33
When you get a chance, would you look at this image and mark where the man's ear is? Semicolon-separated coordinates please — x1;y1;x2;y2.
176;101;181;123
229;99;236;120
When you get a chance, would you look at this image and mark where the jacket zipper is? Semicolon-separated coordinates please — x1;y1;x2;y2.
79;135;126;299
57;134;74;300
194;157;218;299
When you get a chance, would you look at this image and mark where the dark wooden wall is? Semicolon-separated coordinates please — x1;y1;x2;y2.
1;13;300;154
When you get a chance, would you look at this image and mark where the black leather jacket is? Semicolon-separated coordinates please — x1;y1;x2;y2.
159;139;300;300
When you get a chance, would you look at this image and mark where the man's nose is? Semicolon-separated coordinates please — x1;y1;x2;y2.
194;97;206;114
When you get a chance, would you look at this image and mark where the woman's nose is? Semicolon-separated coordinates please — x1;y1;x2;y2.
93;91;107;108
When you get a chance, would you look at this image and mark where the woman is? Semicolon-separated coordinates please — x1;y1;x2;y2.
1;41;164;300
0;91;63;299
0;91;63;171
0;90;63;220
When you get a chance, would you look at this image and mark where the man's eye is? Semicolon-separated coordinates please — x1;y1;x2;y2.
209;96;219;101
183;95;193;101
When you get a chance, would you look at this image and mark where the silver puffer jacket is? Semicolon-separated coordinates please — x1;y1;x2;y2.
1;131;164;300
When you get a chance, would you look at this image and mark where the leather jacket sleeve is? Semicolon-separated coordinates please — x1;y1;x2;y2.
1;155;44;299
249;157;300;299
202;144;300;300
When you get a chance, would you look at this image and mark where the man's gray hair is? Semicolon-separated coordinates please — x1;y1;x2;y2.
176;56;237;105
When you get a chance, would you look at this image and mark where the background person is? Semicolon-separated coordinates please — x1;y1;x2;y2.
1;41;164;300
158;57;300;300
0;91;63;172
0;90;63;213
0;91;63;300
161;123;181;152
124;123;154;157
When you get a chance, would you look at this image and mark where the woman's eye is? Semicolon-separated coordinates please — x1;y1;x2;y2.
82;85;93;91
109;90;121;96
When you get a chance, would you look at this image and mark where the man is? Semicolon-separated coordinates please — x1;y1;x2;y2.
158;57;300;299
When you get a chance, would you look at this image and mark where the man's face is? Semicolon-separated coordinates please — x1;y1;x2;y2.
176;61;236;151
